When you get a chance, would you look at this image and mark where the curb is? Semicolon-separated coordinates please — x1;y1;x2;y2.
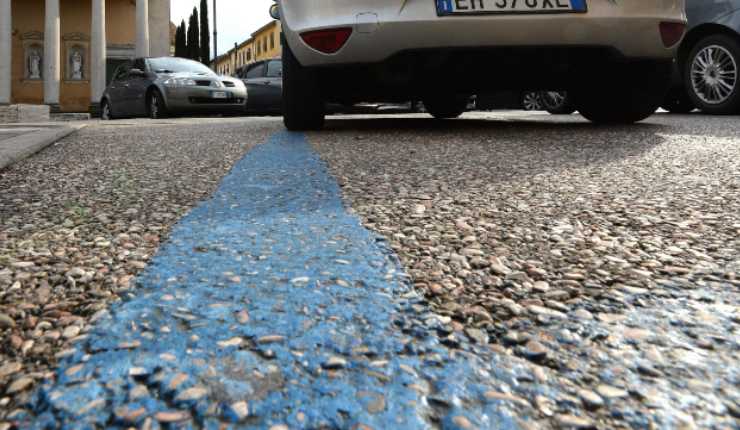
0;124;84;171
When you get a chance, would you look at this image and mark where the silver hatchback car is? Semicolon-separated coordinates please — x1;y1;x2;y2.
276;0;687;130
100;57;247;120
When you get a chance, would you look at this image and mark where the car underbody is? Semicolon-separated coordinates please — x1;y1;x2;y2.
314;46;659;104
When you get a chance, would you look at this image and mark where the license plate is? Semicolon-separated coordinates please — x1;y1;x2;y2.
211;91;227;99
436;0;587;15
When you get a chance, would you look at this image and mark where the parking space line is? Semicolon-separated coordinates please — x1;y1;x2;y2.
23;132;532;429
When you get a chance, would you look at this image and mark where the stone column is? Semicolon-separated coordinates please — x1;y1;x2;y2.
136;0;149;57
90;0;106;114
44;0;61;111
0;0;11;104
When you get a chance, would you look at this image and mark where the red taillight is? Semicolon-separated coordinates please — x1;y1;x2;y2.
660;22;686;48
300;28;353;54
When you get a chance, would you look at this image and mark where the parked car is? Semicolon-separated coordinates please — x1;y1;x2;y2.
539;91;577;115
477;91;574;114
273;1;686;130
100;57;247;120
238;58;284;115
663;0;740;114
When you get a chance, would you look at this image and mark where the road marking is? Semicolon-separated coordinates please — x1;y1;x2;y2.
24;132;530;429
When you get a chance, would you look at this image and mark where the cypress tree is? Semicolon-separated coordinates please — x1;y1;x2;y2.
175;20;187;58
199;0;210;64
187;8;200;61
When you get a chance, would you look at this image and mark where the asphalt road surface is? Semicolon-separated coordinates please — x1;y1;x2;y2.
1;111;738;429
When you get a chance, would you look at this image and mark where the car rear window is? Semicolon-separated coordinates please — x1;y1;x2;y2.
266;60;283;78
246;63;266;79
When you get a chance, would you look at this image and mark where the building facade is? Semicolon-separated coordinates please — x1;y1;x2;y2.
0;0;171;114
214;20;281;77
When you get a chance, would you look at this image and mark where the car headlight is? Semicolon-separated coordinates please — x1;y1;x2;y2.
164;78;197;87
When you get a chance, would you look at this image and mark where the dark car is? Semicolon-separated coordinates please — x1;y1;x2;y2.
101;57;247;120
476;91;575;114
664;0;740;114
238;58;283;115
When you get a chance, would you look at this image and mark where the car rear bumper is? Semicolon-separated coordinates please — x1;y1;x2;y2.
280;0;686;66
163;86;247;112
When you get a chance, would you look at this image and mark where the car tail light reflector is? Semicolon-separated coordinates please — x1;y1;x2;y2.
660;22;686;48
300;28;353;54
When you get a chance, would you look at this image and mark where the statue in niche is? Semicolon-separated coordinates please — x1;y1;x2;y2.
28;49;42;79
70;49;83;80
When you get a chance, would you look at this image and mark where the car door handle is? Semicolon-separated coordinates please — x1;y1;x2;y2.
264;81;271;85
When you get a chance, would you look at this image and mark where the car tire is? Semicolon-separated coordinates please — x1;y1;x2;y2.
100;98;113;120
541;91;576;115
423;94;469;119
684;34;740;115
573;61;671;124
148;89;168;119
661;89;695;113
521;92;543;111
282;38;325;131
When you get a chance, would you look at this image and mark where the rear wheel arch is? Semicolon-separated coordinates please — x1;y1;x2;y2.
678;24;740;72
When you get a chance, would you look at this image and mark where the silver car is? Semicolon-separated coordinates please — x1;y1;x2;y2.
100;57;247;120
275;0;688;130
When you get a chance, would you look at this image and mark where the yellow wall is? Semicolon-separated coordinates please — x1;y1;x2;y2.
11;0;44;106
106;0;136;46
252;21;281;63
214;20;281;76
10;0;139;112
235;40;252;70
60;0;92;112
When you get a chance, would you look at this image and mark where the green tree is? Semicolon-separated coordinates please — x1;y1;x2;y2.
199;0;210;64
175;20;187;58
187;8;200;61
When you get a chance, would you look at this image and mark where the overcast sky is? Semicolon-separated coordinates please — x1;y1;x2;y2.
171;0;274;57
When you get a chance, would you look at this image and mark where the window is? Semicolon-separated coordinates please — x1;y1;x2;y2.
263;38;267;52
245;62;265;79
113;61;132;81
133;58;146;72
266;60;282;78
270;33;275;50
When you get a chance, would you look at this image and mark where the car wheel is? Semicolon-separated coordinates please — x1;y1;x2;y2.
100;98;113;120
148;89;168;119
423;94;469;119
661;89;695;113
541;91;576;115
685;34;740;115
573;61;671;124
282;38;325;131
521;92;543;111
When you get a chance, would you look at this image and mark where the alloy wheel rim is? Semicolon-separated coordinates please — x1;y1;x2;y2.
541;91;566;110
102;102;110;120
522;92;542;111
151;95;159;118
691;44;738;105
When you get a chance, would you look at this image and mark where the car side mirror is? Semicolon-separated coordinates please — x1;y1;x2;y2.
269;4;280;20
129;68;145;77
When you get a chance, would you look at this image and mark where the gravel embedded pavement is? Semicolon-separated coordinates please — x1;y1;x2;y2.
1;112;738;429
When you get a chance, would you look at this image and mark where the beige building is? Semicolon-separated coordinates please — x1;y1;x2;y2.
0;0;171;114
214;20;281;77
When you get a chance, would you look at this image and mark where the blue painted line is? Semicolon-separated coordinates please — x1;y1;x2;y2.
21;132;534;429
